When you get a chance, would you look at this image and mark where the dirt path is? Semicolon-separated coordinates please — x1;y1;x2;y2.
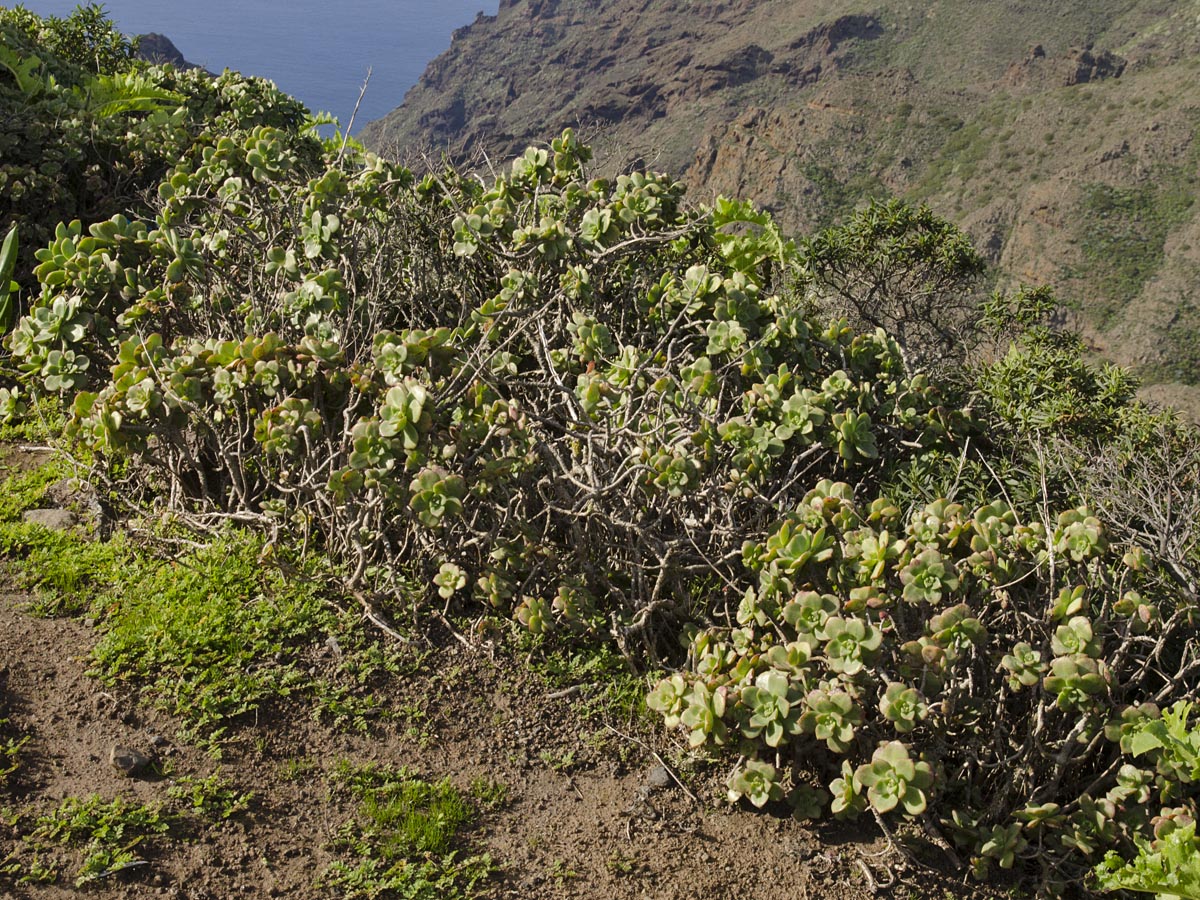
0;586;832;899
0;580;1013;899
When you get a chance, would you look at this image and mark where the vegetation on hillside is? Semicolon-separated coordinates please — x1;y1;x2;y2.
1;6;1199;898
0;2;312;294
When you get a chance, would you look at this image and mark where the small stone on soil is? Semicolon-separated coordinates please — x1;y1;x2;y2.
645;764;672;791
109;744;153;776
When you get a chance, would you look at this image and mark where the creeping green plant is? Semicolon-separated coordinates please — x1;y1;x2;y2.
975;823;1028;877
0;385;27;423
1121;701;1200;784
1054;508;1105;562
782;591;839;637
515;595;552;635
831;410;879;461
1095;822;1200;899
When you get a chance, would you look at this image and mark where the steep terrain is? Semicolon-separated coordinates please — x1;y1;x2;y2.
361;0;1200;409
134;34;206;73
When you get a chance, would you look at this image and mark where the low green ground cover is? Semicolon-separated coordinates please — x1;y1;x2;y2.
322;761;497;900
0;456;411;749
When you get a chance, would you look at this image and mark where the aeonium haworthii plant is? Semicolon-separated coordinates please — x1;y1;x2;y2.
680;682;729;748
817;615;882;676
727;758;784;808
799;686;863;753
434;562;467;600
738;669;803;747
851;740;934;816
646;674;688;729
878;682;929;734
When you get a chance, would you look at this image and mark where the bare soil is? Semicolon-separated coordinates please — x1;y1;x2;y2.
0;448;1008;900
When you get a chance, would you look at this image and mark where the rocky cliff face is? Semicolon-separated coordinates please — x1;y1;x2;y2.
134;33;205;72
361;0;1200;408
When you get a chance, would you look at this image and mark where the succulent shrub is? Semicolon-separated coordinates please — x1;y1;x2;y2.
738;669;802;747
878;682;928;733
727;759;784;809
853;740;934;815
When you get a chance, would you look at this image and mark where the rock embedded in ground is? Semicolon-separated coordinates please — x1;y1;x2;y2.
645;764;673;792
45;478;108;534
109;744;153;777
21;508;76;531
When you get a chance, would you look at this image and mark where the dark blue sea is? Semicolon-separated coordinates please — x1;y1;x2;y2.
17;1;501;131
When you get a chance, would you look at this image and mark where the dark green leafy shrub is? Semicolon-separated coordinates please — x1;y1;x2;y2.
0;224;17;334
799;199;987;371
0;4;136;77
975;285;1143;439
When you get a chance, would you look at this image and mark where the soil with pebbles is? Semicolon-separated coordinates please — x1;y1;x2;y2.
0;443;1008;900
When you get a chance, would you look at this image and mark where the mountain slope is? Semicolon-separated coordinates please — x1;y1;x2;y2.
134;33;206;73
361;0;1200;408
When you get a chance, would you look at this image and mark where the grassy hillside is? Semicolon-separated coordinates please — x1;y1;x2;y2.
361;0;1200;409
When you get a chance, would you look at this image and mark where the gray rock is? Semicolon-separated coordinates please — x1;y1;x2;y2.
45;478;107;535
135;33;210;74
644;764;672;791
109;744;153;777
21;508;76;531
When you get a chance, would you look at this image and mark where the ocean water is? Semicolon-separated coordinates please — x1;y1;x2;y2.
16;0;500;131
